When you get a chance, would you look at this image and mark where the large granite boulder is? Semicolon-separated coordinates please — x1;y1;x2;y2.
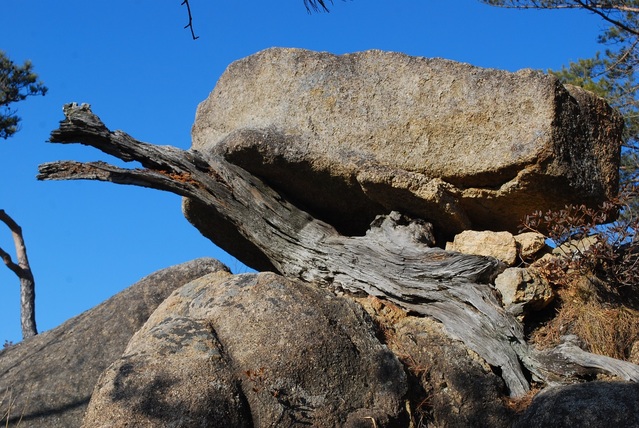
0;258;228;428
185;48;622;269
83;271;408;427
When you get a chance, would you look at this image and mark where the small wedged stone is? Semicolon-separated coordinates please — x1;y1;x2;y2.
515;232;548;259
494;267;554;316
446;230;518;266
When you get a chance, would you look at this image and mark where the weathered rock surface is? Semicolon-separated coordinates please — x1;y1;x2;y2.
515;232;548;259
552;235;600;257
494;267;554;316
186;47;621;268
395;317;516;427
446;230;518;265
27;48;634;426
83;272;408;428
514;381;639;428
0;258;228;428
357;297;516;427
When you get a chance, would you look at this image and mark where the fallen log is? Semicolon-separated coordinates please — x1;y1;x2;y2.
37;103;639;396
534;335;639;383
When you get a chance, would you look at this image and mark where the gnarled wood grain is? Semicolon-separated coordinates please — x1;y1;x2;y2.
37;103;639;396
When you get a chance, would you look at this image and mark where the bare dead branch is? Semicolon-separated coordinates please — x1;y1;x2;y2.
37;103;639;395
484;1;639;36
0;210;30;279
574;0;639;37
0;244;22;277
181;0;199;40
37;161;199;198
0;209;37;339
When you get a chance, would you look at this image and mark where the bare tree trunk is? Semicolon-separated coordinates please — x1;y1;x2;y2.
0;210;37;339
36;103;639;396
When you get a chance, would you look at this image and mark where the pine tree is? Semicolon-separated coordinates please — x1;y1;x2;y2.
0;52;44;339
0;51;47;139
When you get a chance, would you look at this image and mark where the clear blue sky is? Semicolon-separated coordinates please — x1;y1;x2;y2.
2;0;604;344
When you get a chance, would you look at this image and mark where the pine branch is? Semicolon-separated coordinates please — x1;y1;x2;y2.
304;0;334;12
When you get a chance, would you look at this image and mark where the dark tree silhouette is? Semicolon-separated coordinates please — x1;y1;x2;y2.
181;0;338;39
304;0;333;12
181;0;199;40
0;51;47;139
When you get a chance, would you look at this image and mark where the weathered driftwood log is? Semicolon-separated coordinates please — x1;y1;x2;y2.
535;335;639;383
37;103;639;397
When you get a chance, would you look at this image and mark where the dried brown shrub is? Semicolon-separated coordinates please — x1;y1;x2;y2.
503;385;542;414
522;185;639;359
531;291;639;359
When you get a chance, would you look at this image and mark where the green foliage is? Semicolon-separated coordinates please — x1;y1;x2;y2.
0;51;47;139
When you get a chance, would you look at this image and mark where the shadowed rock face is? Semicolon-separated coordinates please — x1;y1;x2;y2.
3;257;635;427
83;272;408;428
0;258;229;428
186;48;621;269
514;381;639;428
391;317;515;427
354;296;516;428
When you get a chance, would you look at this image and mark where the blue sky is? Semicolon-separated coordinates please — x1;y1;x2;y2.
1;0;604;344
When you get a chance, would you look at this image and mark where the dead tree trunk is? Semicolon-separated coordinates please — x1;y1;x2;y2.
37;103;639;396
0;210;37;339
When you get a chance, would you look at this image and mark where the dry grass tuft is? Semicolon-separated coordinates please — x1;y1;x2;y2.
523;186;639;362
503;385;542;414
531;283;639;360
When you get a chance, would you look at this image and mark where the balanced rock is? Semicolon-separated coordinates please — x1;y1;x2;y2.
0;258;228;428
186;48;621;269
83;272;407;427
